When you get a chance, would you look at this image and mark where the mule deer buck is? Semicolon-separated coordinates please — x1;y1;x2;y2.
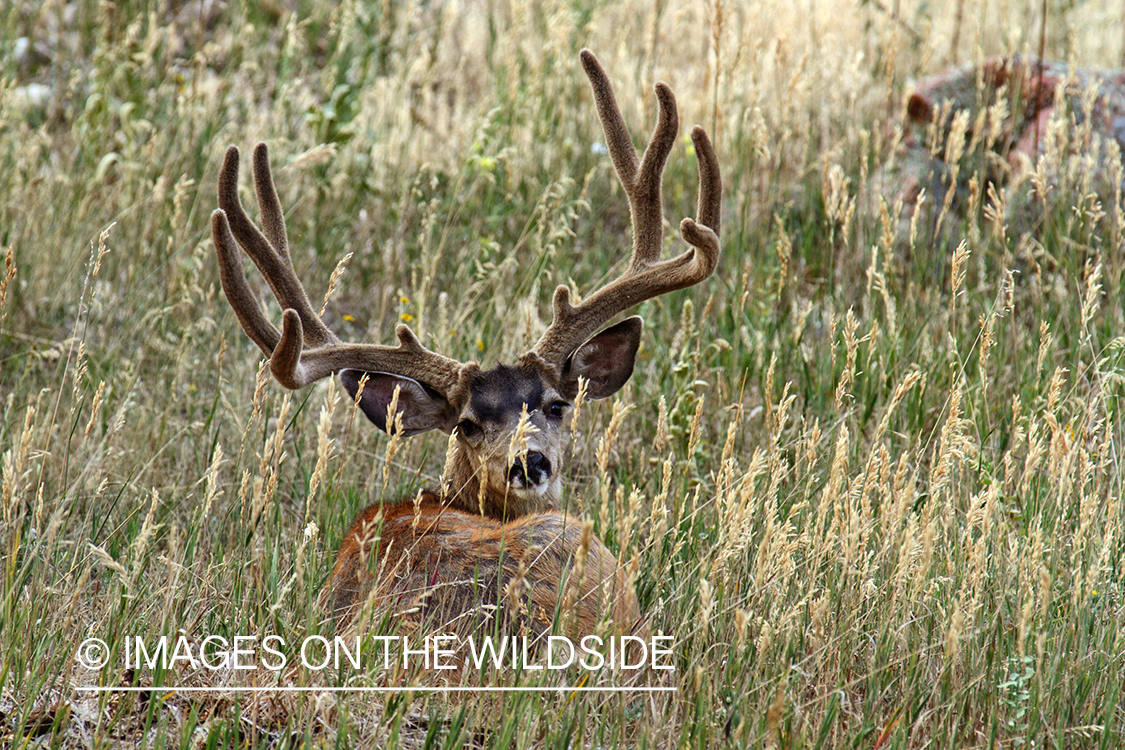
210;50;720;641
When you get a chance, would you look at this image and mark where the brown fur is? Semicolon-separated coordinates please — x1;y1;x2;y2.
331;493;639;639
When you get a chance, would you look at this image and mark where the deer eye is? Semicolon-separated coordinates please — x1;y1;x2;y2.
546;401;569;420
456;420;482;440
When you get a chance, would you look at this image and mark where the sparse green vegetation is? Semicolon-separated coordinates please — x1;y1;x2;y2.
3;0;1125;747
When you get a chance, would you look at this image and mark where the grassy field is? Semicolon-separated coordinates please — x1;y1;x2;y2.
3;0;1125;747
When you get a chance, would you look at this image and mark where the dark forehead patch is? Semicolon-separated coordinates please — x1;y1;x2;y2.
469;363;547;424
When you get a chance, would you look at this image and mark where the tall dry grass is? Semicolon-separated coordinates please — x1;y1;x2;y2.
2;0;1124;746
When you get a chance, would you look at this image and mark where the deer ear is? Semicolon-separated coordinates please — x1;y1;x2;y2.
561;316;643;400
339;370;458;435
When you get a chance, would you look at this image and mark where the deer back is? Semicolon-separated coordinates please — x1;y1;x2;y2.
331;495;640;638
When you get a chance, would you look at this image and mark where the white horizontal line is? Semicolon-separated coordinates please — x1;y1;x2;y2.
76;685;675;693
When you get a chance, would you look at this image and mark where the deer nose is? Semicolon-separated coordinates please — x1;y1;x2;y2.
509;451;551;487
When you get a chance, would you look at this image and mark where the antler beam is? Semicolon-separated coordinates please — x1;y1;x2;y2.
530;49;721;367
211;143;465;394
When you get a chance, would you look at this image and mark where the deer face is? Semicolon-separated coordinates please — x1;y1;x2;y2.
338;317;643;518
450;361;571;509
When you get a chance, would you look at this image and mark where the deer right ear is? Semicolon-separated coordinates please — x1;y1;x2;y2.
339;370;458;436
561;316;643;400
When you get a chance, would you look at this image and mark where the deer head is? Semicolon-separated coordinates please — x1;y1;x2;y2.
211;49;721;520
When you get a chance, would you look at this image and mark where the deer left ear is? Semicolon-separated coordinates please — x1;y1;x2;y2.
560;316;643;400
339;369;458;436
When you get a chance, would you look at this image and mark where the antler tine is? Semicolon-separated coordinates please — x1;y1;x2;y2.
581;51;639;194
212;208;281;355
213;143;468;395
530;50;722;366
251;143;292;268
690;126;722;233
581;49;678;264
216;144;336;349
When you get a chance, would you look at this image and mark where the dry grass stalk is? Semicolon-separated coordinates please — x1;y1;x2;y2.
0;245;15;324
307;379;340;523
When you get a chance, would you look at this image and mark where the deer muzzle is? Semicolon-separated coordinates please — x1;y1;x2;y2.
508;451;551;488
